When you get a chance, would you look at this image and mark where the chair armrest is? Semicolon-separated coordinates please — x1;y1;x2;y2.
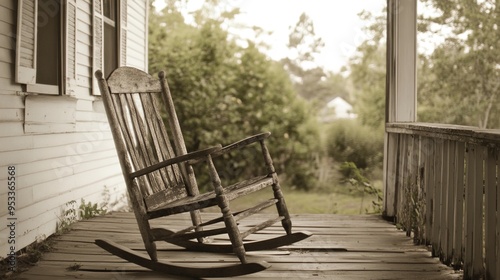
129;145;222;179
215;132;271;157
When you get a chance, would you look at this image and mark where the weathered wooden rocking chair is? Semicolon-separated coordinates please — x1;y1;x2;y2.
94;67;311;277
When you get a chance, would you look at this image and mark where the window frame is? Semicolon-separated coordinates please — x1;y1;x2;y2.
15;0;78;96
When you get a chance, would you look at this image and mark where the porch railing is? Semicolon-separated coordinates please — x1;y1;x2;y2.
385;122;499;280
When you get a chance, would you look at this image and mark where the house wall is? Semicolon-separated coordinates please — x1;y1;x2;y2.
0;0;148;257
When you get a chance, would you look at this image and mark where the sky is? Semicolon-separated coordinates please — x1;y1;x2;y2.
154;1;387;72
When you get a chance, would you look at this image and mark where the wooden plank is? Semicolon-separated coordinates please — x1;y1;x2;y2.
464;143;475;278
452;141;465;265
424;137;435;244
445;140;456;264
24;95;77;124
484;146;497;280
395;134;406;226
431;138;443;257
383;132;398;217
13;212;462;279
439;139;450;262
471;146;484;278
409;135;418;238
497;152;500;280
0;94;24;109
0;108;23;121
0;122;23;137
0;138;115;166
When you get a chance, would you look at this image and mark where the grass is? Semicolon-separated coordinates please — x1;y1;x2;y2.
207;185;381;215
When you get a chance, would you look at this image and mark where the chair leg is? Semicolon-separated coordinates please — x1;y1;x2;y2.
134;213;158;261
207;155;247;263
271;174;292;235
259;140;292;235
189;210;205;243
218;194;247;264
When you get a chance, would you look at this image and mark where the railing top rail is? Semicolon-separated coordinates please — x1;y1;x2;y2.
386;122;500;146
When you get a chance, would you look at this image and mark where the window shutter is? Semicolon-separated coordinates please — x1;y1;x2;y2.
65;0;78;95
16;0;38;84
92;0;104;95
119;0;128;66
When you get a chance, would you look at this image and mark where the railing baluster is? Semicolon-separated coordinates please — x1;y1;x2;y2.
408;135;418;238
496;151;500;280
440;139;450;262
445;140;456;264
396;134;406;227
485;146;497;279
464;143;475;279
472;146;485;278
424;138;435;245
453;141;465;267
432;138;443;257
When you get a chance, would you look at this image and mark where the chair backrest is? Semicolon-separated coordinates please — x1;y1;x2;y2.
96;67;197;210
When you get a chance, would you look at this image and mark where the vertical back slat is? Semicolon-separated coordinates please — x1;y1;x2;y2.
122;94;162;194
141;93;184;189
110;93;153;195
158;72;199;196
151;93;185;186
138;93;174;189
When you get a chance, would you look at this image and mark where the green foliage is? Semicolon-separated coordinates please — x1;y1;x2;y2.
57;195;108;234
348;11;386;130
418;0;500;128
149;2;320;190
281;12;340;109
56;200;78;234
339;162;383;214
79;199;107;220
325;119;384;172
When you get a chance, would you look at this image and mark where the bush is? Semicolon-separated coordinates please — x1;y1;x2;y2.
325;119;384;172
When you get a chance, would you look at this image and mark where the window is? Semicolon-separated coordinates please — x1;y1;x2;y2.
103;0;118;77
92;0;127;95
36;0;62;91
16;0;77;95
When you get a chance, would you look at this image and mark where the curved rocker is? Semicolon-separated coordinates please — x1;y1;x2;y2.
153;228;313;253
95;239;270;278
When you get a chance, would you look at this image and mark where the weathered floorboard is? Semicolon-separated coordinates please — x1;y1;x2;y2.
16;212;462;279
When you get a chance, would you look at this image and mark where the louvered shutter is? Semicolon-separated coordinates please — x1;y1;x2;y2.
16;0;38;84
119;0;127;67
65;0;78;95
92;0;104;95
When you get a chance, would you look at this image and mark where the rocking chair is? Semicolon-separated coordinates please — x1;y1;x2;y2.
94;67;311;277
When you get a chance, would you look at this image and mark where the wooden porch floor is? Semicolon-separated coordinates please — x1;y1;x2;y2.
18;212;462;279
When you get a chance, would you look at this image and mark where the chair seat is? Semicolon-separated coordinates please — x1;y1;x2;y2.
147;175;274;219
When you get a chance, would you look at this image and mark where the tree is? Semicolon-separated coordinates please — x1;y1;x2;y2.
347;11;386;130
148;1;320;190
418;0;500;128
281;13;329;103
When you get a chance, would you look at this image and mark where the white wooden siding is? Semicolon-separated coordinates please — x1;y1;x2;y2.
126;0;147;70
0;0;148;257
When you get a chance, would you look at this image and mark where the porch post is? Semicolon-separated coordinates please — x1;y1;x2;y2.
383;0;417;218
